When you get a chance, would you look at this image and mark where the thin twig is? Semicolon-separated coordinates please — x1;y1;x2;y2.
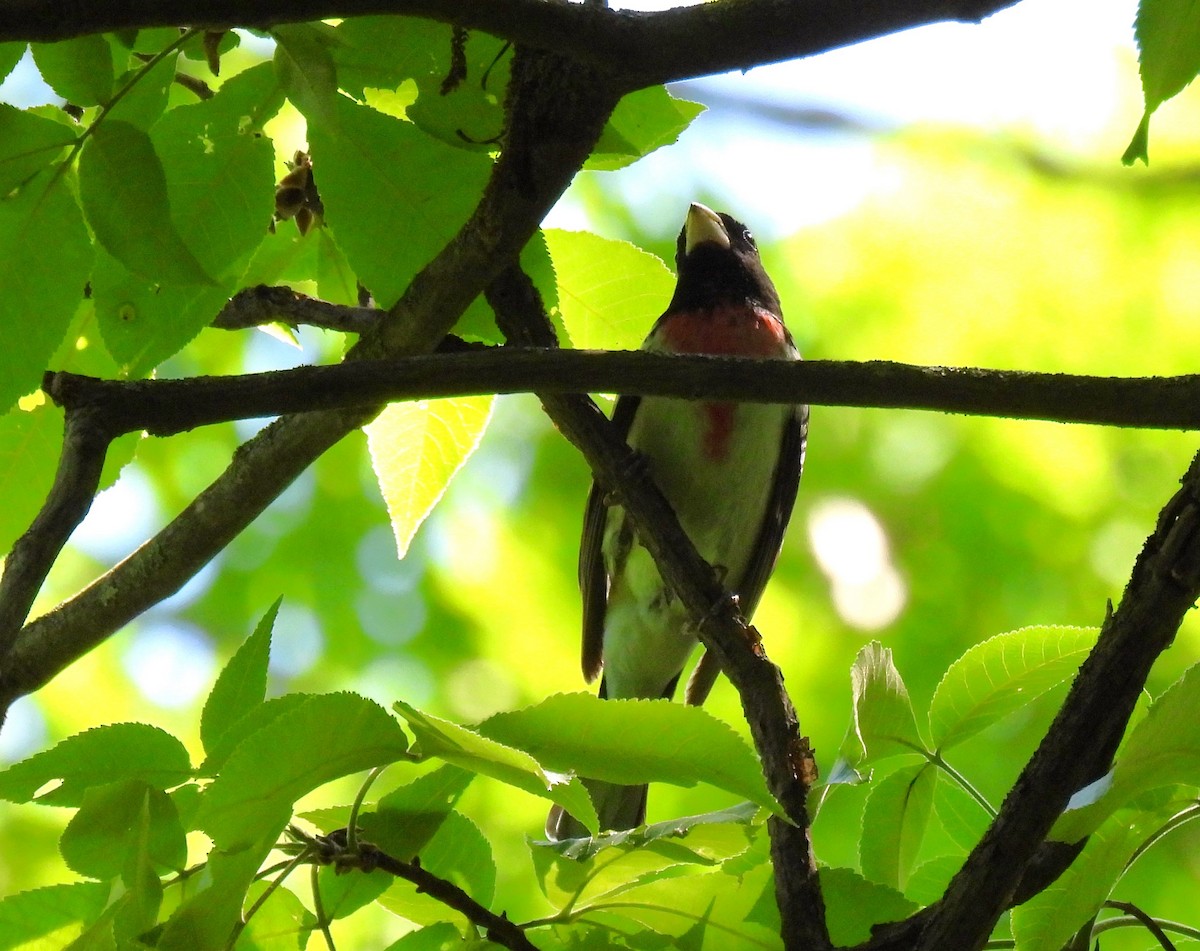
1104;901;1178;951
212;285;380;335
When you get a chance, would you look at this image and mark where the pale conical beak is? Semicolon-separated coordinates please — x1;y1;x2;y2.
684;202;730;254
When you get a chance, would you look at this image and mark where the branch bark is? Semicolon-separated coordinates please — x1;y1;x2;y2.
1;0;1023;90
902;450;1200;950
40;355;1200;438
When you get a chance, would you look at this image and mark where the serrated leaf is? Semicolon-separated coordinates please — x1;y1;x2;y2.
1012;812;1149;951
587;86;705;171
393;699;597;830
31;36;114;105
60;780;186;880
78;120;214;287
198;694;312;776
904;854;962;906
0;42;25;85
480;692;784;819
200;598;280;761
929;626;1097;752
157;832;281;951
0;722;192;806
838;642;924;769
196;692;409;848
934;776;991;853
821;866;919;947
1053;662;1200;841
544;229;674;351
859;762;937;891
0;882;109;949
1125;0;1200;163
366;395;494;558
0;168;92;414
381;923;466;951
0;103;77;194
305;95;491;307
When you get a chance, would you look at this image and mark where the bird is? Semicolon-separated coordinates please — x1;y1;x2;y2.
546;202;808;840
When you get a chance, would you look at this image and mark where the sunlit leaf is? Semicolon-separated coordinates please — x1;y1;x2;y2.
393;699;597;830
480;692;783;819
859;762;937;891
1053;662;1200;842
543;228;674;351
196;692;409;848
0;723;191;806
366;395;494;558
1012;811;1151;951
238;880;318;948
200;598;280;762
78;121;214;287
837;642;924;770
1123;0;1200;163
0;882;109;949
0;168;91;414
60;780;185;880
0;104;77;194
821;867;919;947
928;625;1097;752
31;36;113;105
588;86;705;171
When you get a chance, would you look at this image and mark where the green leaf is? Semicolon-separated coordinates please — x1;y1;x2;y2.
273;23;341;125
106;52;177;129
543;229;675;351
479;692;785;820
198;694;313;776
196;692;409;848
382;923;467;951
934;776;990;853
859;762;937;891
393;699;597;829
821;867;919;947
201;598;280;761
1123;0;1200;163
1012;812;1150;951
157;832;282;951
366;395;495;557
31;36;114;105
0;168;92;414
237;880;317;948
370;763;474;857
904;854;962;906
0;882;109;949
928;625;1097;752
112;792;165;943
376;811;497;925
0;722;192;806
78;120;214;287
305;96;492;307
0;103;77;194
0;42;25;84
0;401;64;554
837;642;925;770
588;86;705;171
1053;662;1200;841
60;780;186;880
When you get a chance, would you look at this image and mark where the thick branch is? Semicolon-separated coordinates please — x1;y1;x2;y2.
2;0;1023;90
909;450;1200;950
41;355;1200;438
485;268;829;951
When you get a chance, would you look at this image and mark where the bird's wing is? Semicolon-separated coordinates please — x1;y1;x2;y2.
685;402;808;705
580;394;642;683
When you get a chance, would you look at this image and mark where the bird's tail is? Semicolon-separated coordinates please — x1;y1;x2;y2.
545;778;647;841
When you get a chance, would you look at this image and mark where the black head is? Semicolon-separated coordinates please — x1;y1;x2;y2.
666;203;782;316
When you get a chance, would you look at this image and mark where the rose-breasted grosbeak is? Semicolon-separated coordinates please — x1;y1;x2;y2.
547;203;808;840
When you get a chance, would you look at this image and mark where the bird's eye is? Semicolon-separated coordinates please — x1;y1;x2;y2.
743;229;756;248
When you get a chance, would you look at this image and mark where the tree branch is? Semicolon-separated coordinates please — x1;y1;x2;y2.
40;355;1200;439
1;0;1023;90
212;284;380;334
907;449;1200;950
485;267;830;951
